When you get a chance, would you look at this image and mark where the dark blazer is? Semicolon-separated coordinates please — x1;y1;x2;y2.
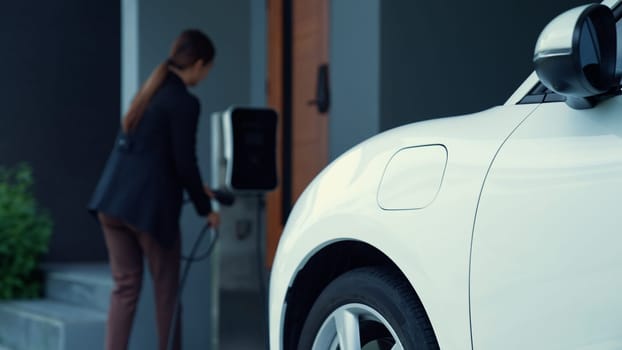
88;72;212;246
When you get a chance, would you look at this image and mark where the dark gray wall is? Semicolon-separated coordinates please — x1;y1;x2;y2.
379;0;590;131
329;0;381;160
0;2;120;261
251;0;268;107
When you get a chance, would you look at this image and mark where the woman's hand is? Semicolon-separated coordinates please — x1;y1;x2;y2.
204;184;214;199
207;212;220;228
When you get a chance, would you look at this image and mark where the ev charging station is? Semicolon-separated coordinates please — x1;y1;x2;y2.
221;107;278;192
209;106;278;349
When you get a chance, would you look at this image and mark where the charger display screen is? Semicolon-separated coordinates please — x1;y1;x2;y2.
229;108;278;191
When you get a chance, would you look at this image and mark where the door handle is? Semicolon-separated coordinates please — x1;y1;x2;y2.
307;63;330;114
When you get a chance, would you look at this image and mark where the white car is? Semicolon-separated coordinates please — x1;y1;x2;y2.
269;1;622;349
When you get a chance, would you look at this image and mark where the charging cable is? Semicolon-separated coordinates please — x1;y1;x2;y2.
166;223;218;350
167;190;269;350
166;189;233;350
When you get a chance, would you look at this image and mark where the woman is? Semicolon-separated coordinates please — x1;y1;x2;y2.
88;29;219;350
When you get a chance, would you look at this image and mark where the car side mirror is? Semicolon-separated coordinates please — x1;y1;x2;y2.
534;4;617;109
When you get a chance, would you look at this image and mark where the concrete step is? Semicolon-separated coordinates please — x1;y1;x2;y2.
43;263;113;312
0;300;106;350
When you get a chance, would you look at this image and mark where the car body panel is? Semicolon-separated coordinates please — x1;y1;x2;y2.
471;96;622;349
270;104;539;349
377;144;448;210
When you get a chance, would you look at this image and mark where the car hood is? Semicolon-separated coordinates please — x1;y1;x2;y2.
284;104;539;231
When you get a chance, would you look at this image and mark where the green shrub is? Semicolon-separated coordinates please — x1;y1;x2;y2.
0;163;52;299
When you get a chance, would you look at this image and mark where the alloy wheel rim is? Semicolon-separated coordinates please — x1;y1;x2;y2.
311;303;404;350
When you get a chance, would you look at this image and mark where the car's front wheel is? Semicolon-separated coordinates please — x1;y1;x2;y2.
297;267;439;350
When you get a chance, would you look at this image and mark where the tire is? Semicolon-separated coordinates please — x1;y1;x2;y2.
297;267;439;350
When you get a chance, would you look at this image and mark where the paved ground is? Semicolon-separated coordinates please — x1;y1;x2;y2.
220;290;268;349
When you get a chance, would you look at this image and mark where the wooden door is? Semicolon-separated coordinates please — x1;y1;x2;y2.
291;0;329;202
266;0;329;265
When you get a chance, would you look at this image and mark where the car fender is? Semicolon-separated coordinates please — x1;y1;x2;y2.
270;103;539;350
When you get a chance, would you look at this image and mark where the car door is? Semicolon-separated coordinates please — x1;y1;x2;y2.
469;83;622;349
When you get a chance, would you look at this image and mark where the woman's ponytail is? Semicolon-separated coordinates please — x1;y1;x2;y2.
122;61;169;133
122;29;215;133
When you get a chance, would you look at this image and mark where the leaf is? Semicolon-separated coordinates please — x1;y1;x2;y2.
0;163;51;300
